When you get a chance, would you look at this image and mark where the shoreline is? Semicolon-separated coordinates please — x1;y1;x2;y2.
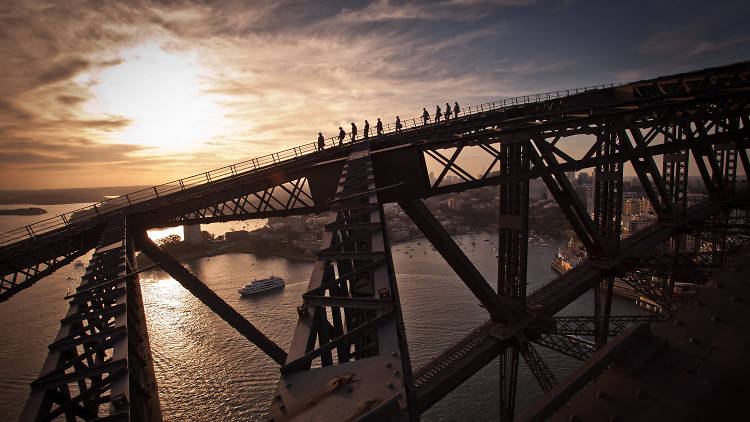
136;229;566;269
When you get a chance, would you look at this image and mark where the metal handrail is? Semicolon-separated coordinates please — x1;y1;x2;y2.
0;82;621;247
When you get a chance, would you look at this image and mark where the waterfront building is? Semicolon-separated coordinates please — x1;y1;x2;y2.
447;197;463;210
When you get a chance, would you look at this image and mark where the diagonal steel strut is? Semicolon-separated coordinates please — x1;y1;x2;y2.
398;199;520;321
134;232;288;365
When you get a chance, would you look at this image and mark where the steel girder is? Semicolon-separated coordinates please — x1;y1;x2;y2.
527;192;750;317
553;315;658;337
533;334;596;362
2;62;749;308
0;224;104;302
418;90;749;203
497;139;558;419
134;233;288;365
156;176;317;228
21;217;162;421
271;144;418;421
398;199;519;321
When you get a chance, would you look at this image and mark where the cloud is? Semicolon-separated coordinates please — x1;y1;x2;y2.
37;58;91;85
689;35;750;56
1;0;749;189
56;95;87;105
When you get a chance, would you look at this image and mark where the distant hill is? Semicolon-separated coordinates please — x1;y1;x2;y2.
0;186;150;205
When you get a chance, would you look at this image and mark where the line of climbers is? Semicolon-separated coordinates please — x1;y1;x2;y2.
316;101;461;150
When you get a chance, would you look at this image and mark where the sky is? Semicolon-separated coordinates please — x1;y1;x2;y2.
1;0;749;190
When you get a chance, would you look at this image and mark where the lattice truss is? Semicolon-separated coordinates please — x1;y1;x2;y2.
553;315;658;337
172;177;314;223
0;226;103;303
21;217;160;422
420;101;749;208
271;146;416;421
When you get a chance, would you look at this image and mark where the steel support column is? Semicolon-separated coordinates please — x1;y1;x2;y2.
21;217;162;421
592;126;623;348
272;144;418;421
498;139;530;421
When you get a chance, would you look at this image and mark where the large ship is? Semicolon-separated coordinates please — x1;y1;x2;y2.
238;275;285;295
551;238;586;275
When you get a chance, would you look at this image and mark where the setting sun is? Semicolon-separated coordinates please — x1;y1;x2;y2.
83;44;228;153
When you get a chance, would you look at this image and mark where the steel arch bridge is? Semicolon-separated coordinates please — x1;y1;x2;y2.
2;61;750;421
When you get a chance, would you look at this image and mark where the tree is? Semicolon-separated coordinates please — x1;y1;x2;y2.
201;230;215;243
157;234;182;246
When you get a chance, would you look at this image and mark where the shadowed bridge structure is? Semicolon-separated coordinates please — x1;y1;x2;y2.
2;61;750;421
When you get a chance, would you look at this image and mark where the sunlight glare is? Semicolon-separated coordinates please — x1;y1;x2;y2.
87;44;227;153
147;226;184;243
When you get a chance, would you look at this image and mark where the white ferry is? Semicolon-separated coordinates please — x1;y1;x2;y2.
238;275;285;296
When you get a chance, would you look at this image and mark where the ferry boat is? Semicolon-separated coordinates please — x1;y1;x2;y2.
238;275;285;295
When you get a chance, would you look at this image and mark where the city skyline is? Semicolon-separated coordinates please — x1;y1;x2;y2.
2;0;750;189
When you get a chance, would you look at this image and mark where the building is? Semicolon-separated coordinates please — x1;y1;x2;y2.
623;197;653;216
447;197;463;210
585;184;595;216
529;178;548;201
626;213;657;234
289;215;305;232
577;172;591;185
184;224;202;244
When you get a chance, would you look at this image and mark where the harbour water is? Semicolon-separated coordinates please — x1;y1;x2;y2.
0;206;647;420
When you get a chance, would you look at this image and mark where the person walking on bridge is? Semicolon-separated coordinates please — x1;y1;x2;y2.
376;118;383;136
363;120;370;140
317;132;325;150
396;116;402;132
351;122;357;142
422;108;430;125
338;127;346;146
445;103;451;120
454;101;460;118
435;105;442;122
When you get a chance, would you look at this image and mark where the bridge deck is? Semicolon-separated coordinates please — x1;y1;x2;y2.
527;246;750;422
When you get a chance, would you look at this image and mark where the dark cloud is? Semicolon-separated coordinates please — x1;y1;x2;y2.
37;58;91;85
56;95;87;105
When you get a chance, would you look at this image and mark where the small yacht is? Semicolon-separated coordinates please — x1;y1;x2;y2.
238;275;285;296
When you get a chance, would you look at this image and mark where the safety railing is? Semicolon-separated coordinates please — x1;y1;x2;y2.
0;82;621;247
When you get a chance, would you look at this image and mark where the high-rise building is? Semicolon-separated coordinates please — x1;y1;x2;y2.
529;178;548;201
184;224;202;244
577;172;591;185
585;184;595;216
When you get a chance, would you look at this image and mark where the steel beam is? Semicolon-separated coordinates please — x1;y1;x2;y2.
21;217;162;421
398;199;520;320
272;144;418;421
134;232;288;365
517;323;653;422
